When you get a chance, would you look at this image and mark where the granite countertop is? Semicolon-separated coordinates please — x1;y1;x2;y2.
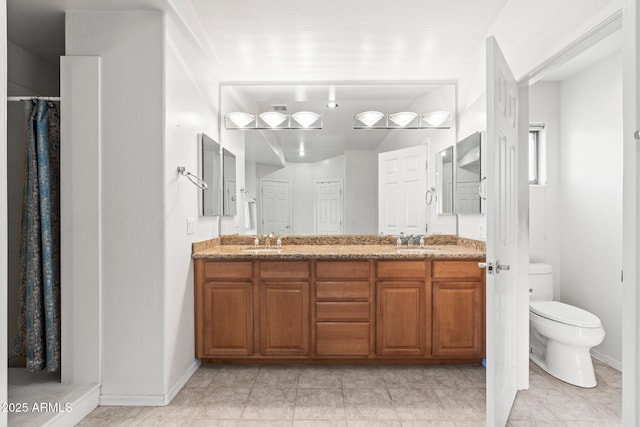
192;235;485;260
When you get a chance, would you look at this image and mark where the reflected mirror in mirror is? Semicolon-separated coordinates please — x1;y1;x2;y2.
222;147;237;216
199;133;221;216
436;146;454;214
455;131;481;214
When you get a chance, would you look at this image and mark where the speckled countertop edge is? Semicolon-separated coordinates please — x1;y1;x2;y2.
192;235;485;260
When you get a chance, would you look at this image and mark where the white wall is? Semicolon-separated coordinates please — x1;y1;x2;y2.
163;15;221;394
529;81;562;299
66;9;230;403
344;150;377;234
558;51;623;365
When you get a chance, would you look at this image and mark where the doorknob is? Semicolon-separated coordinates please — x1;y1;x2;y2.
478;261;509;274
496;262;510;272
635;130;640;140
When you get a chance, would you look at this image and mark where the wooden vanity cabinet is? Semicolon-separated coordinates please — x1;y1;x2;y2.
375;261;429;356
195;256;486;362
314;261;372;357
431;260;485;358
258;261;310;356
195;261;254;357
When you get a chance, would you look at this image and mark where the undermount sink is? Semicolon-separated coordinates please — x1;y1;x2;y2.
396;247;439;254
242;248;282;253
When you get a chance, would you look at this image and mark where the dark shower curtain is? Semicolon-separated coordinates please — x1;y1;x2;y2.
14;99;61;373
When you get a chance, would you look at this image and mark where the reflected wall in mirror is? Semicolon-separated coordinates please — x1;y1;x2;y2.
223;147;237;216
455;131;481;214
199;133;221;216
436;146;454;214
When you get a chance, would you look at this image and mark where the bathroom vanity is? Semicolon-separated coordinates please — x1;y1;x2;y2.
192;235;486;364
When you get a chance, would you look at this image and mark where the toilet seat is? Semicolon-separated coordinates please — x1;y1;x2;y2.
529;301;601;328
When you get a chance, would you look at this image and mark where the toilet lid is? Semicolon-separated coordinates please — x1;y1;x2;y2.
529;301;602;328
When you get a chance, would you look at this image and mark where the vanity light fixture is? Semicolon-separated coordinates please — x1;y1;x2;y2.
226;112;255;128
353;110;452;129
326;101;339;109
225;111;322;130
422;111;452;127
259;111;288;128
291;111;321;128
354;111;385;128
389;112;418;127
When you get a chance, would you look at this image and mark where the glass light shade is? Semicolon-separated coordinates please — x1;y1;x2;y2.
291;111;320;128
259;111;288;128
389;112;418;127
226;112;255;128
422;111;452;127
355;111;384;127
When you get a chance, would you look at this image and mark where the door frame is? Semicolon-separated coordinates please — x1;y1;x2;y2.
313;179;343;235
514;4;632;415
622;1;639;423
259;179;292;235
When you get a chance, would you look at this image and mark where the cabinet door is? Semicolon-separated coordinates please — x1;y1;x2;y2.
197;281;253;357
376;281;426;356
432;281;484;357
259;282;309;356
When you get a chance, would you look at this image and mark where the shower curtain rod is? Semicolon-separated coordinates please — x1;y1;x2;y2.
7;96;61;102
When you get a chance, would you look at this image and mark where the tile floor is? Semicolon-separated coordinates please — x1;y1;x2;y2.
77;359;621;426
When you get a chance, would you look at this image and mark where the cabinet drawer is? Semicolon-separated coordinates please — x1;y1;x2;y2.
316;261;370;279
432;261;483;279
316;282;370;301
259;261;309;279
316;302;370;321
316;322;370;356
377;260;427;279
204;261;253;279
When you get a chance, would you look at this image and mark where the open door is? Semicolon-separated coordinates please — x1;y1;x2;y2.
484;36;519;426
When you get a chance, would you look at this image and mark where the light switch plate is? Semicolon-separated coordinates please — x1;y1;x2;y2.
187;217;195;235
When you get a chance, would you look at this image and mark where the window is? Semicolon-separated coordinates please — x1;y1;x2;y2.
529;124;545;185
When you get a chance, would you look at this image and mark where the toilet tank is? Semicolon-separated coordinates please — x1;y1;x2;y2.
529;263;553;301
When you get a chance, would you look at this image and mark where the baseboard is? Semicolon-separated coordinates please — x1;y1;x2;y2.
45;384;100;427
99;359;201;406
591;349;622;371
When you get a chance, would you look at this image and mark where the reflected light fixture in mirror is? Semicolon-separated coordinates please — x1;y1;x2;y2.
291;111;320;128
389;111;418;127
226;112;255;128
422;111;452;127
259;111;288;128
355;111;385;127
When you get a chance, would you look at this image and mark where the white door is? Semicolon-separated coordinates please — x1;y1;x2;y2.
315;180;342;235
485;36;519;427
378;145;427;235
261;180;291;235
622;2;639;424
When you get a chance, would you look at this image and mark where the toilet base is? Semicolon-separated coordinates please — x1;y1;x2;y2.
529;340;597;388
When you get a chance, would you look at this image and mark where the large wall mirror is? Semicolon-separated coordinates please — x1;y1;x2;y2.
220;82;456;235
436;146;454;214
455;131;481;214
199;133;221;216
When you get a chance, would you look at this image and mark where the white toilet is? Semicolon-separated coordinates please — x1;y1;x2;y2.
529;263;605;388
